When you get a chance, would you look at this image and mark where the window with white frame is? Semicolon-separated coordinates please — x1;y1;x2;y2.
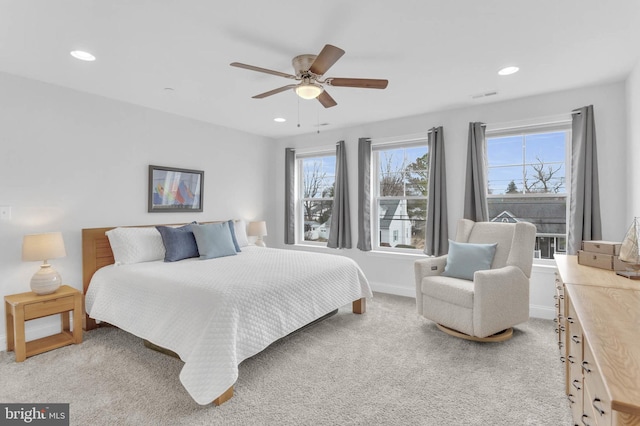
373;141;428;251
486;122;570;259
297;153;336;244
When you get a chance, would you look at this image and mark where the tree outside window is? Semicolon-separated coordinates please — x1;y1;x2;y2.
300;155;335;243
486;129;569;259
374;144;428;251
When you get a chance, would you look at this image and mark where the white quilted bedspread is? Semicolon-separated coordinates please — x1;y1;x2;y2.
85;246;372;405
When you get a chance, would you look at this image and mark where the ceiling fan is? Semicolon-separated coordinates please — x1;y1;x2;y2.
230;44;388;108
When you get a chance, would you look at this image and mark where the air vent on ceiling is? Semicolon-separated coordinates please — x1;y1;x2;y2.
471;91;498;99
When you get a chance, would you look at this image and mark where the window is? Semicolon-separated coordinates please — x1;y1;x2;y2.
297;153;336;244
486;123;570;259
373;141;428;251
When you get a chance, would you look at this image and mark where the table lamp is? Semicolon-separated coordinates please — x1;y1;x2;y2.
22;232;67;294
248;221;267;247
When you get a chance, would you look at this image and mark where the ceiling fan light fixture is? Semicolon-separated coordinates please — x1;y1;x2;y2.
295;83;323;100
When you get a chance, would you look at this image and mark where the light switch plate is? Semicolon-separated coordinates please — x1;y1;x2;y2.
0;206;11;219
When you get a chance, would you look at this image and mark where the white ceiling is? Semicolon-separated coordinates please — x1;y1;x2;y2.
2;1;639;139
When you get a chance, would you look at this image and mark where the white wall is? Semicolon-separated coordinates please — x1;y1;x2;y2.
272;81;629;319
0;72;276;347
626;61;640;220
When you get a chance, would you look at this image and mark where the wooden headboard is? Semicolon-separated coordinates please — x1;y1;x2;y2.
82;227;117;295
82;226;117;330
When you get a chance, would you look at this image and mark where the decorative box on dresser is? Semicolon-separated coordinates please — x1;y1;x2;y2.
555;255;640;426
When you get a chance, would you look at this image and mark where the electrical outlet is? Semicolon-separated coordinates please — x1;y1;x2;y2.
0;206;11;220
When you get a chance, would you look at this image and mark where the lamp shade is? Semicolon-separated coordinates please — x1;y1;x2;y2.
248;221;267;237
23;232;66;295
22;232;67;262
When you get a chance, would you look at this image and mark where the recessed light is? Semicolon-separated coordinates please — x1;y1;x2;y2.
274;117;286;123
498;66;519;76
70;50;96;61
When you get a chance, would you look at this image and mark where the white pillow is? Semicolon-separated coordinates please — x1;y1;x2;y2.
106;227;166;265
233;220;249;247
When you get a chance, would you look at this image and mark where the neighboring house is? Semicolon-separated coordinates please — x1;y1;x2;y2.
304;218;330;241
379;200;412;248
488;196;567;259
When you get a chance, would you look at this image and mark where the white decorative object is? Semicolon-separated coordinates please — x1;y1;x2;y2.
248;221;267;247
22;232;67;295
617;217;640;280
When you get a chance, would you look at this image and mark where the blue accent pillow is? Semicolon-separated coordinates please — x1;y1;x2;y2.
227;220;241;252
441;240;497;281
192;222;238;260
156;224;199;262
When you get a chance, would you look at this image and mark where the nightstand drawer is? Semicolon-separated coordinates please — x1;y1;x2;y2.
24;296;75;320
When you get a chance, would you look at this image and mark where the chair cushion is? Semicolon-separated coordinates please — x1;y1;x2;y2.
421;275;475;309
441;240;497;280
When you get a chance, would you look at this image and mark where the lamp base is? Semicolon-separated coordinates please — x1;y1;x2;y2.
30;264;62;295
255;237;266;247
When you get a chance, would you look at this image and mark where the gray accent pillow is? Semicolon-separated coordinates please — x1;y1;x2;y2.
442;240;497;281
192;222;238;260
156;224;199;262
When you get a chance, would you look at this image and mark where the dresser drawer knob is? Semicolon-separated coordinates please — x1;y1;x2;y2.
567;355;575;364
581;361;591;374
572;379;581;391
592;398;605;416
567;316;575;324
571;335;581;344
581;414;592;426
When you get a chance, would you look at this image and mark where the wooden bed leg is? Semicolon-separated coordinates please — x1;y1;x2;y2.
352;298;366;314
213;386;234;406
84;314;98;331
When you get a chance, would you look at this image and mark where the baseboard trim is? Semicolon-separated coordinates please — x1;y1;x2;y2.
529;304;556;320
368;281;416;298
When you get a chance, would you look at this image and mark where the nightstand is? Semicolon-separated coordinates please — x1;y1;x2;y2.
5;285;83;362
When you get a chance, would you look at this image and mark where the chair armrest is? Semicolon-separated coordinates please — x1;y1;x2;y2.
414;255;447;315
473;265;530;337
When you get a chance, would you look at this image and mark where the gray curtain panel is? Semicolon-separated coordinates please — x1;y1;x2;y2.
424;126;449;256
328;141;352;248
463;122;489;222
567;105;602;254
284;148;296;245
357;137;372;251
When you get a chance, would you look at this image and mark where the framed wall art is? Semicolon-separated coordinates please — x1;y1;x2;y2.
148;165;203;212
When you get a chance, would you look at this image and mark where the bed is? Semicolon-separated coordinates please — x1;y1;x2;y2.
81;224;372;406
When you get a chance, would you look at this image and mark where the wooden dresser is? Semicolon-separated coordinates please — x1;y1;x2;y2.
555;255;640;426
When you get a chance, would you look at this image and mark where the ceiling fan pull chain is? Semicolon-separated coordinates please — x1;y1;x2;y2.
317;103;320;134
297;96;300;128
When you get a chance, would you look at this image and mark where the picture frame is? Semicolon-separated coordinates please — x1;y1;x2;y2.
148;165;204;212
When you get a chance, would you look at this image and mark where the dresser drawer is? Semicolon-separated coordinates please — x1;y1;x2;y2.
583;341;612;426
23;296;75;320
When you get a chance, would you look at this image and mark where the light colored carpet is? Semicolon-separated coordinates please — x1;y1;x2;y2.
0;293;571;425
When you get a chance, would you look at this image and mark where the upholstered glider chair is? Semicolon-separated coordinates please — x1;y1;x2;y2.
415;219;536;342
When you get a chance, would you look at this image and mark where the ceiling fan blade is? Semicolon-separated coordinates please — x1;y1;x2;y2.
309;45;345;76
252;84;298;99
230;62;297;80
326;78;388;89
317;90;337;108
